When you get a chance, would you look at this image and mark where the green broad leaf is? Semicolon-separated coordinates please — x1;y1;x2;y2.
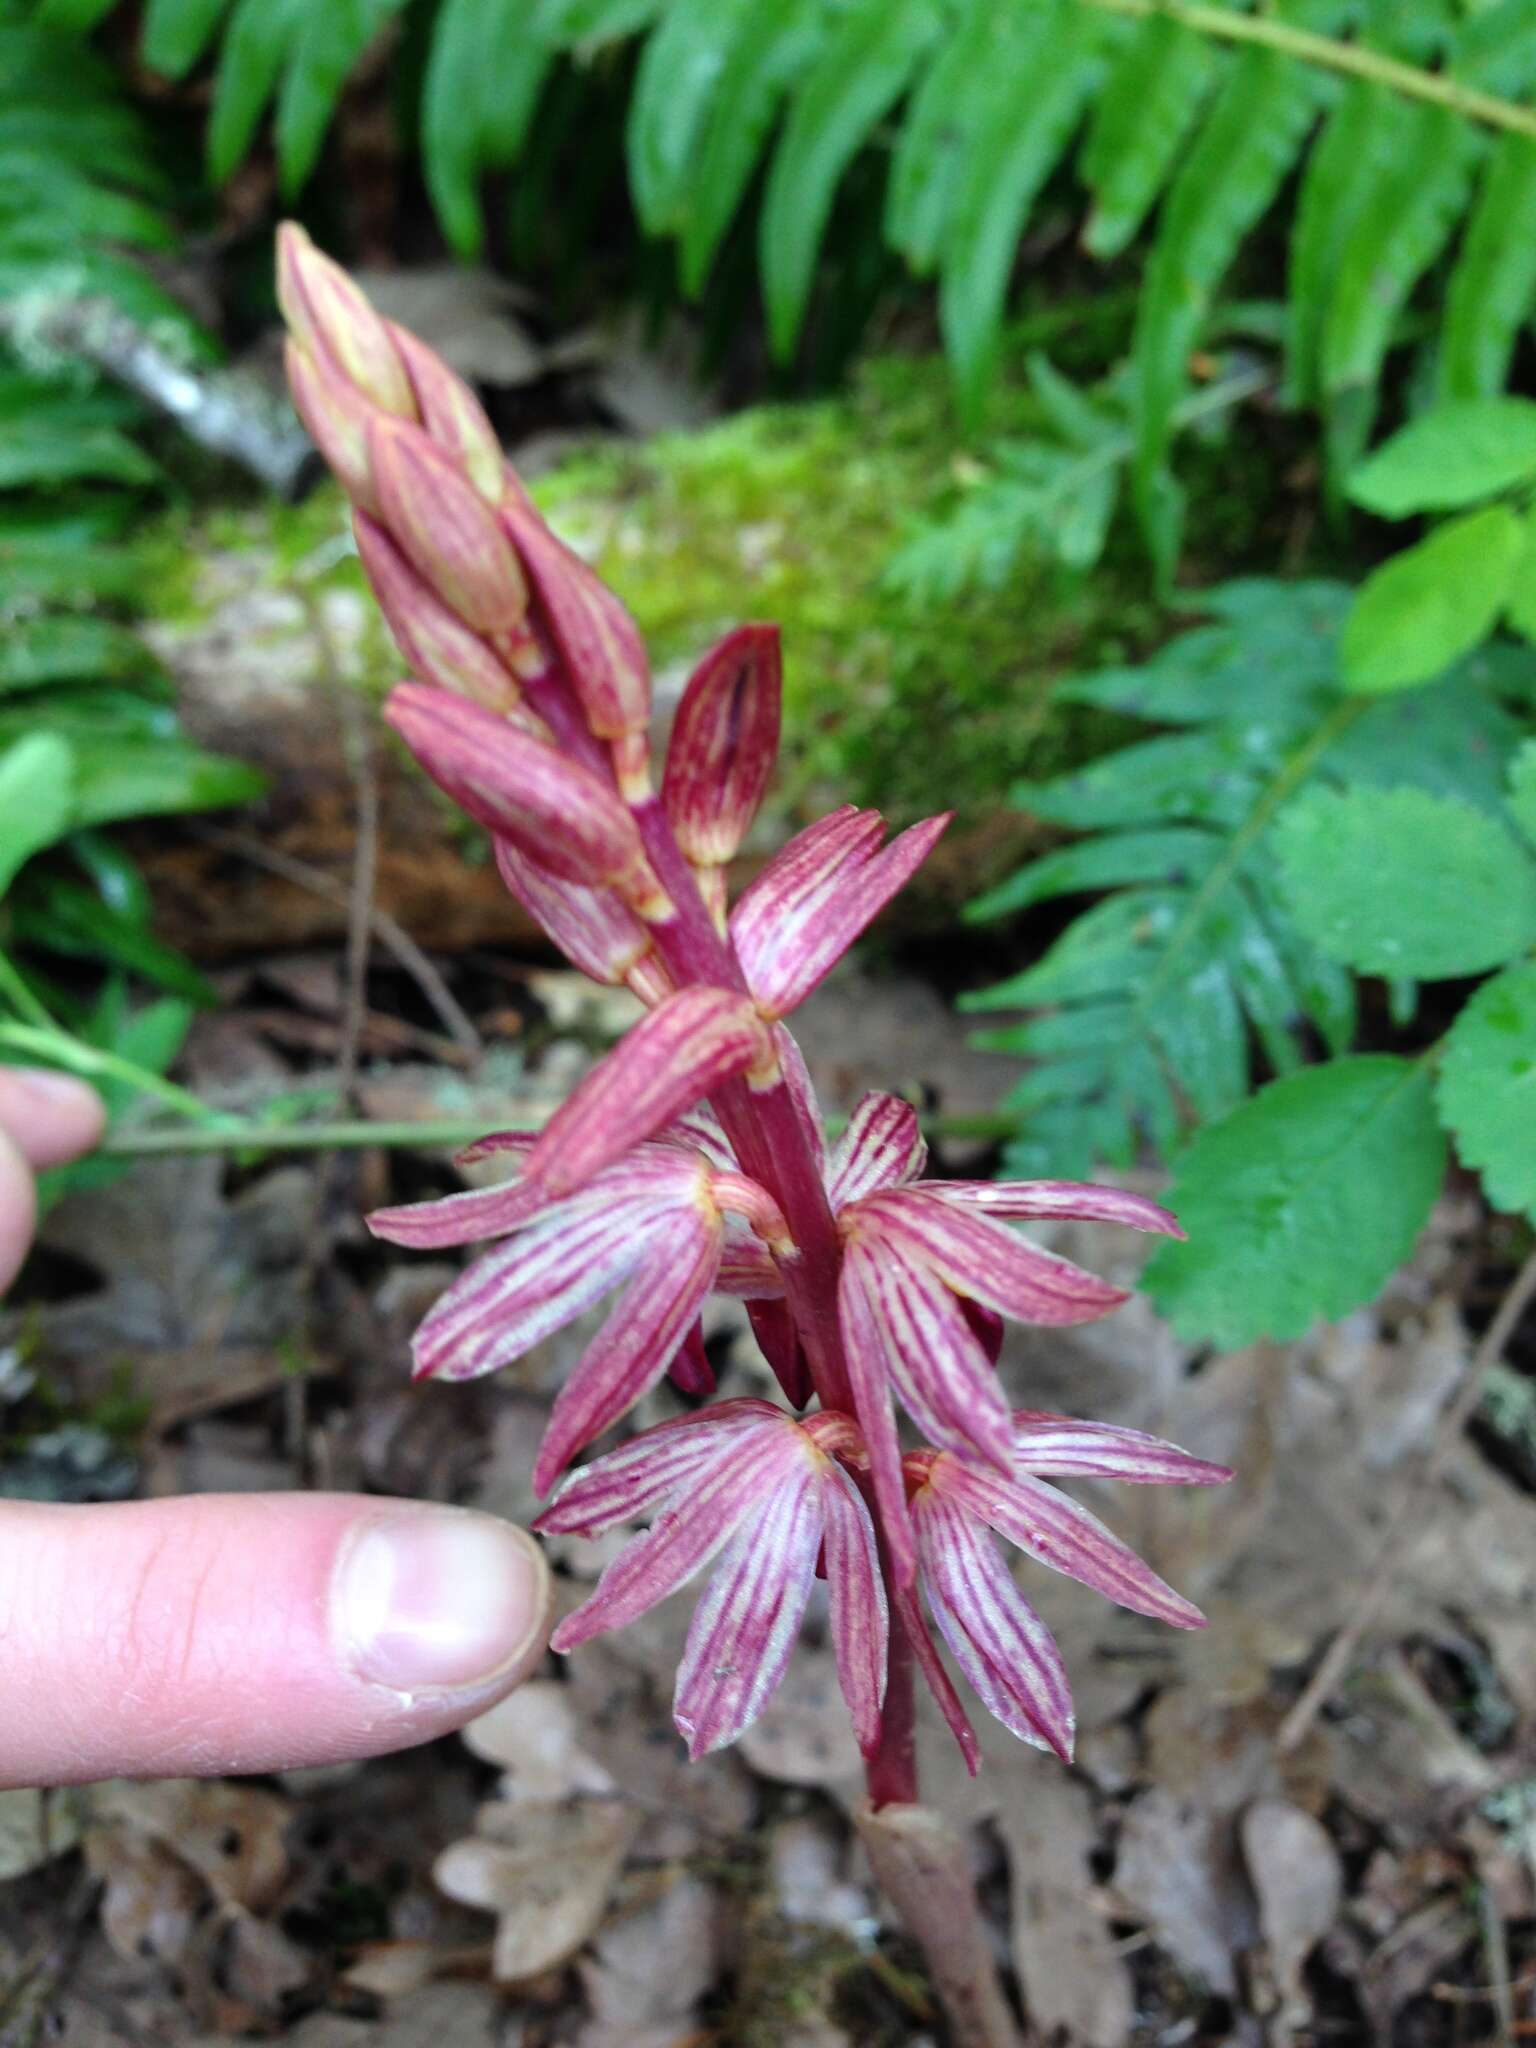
541;0;664;37
1505;504;1536;645
1330;666;1525;817
627;0;756;238
760;0;941;363
10;876;216;1005
679;0;823;296
31;0;118;28
1439;135;1536;402
1145;1056;1446;1345
1081;14;1214;260
1340;505;1524;695
67;829;152;923
1347;398;1536;516
0;732;75;898
65;740;266;831
1437;962;1536;1221
141;0;232;78
0;617;161;694
38;990;195;1202
1507;738;1536;848
1274;784;1536;979
0;422;158;490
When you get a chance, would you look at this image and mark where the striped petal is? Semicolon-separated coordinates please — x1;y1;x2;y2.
893;1576;980;1776
513;987;769;1216
772;1025;828;1177
938;1460;1207;1630
534;1400;786;1537
409;1195;660;1381
662;624;781;867
495;839;655;989
837;1253;917;1587
369;1143;706;1250
731;809;885;950
552;1424;802;1650
735;813;951;1018
1010;1412;1233;1487
927;1180;1184;1238
841;1236;1013;1473
655;1105;737;1171
853;1189;1127;1327
913;1487;1075;1761
827;1092;927;1210
534;1204;724;1491
674;1458;823;1757
820;1463;888;1757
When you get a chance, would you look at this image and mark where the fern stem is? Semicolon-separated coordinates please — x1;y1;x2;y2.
1132;695;1366;1025
1078;0;1536;142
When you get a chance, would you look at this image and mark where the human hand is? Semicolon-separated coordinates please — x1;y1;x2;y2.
0;1070;551;1788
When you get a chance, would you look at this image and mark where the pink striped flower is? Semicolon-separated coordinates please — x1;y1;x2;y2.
730;807;953;1020
535;1400;887;1757
902;1419;1231;1766
701;1077;1189;1585
369;1136;790;1491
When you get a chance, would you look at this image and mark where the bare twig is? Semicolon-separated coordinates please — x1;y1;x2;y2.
1278;1245;1536;1753
194;825;483;1060
3;296;314;495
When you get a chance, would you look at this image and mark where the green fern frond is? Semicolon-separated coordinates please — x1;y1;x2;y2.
106;0;1536;569
0;14;265;1007
960;581;1531;1176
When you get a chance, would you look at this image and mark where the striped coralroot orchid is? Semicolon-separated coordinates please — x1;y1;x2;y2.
279;224;1231;1802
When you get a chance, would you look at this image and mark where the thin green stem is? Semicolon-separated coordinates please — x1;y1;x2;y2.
0;1022;228;1128
1136;695;1367;1020
100;1116;502;1157
1079;0;1536;142
97;1107;1022;1160
0;949;58;1033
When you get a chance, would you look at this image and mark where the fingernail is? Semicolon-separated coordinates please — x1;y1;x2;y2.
3;1069;98;1108
334;1509;550;1694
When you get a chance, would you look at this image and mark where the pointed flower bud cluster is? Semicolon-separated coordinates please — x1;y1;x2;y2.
281;228;1231;1786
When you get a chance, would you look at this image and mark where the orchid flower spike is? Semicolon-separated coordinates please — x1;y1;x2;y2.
285;229;1232;1801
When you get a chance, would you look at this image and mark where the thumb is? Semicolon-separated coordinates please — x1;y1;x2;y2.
0;1493;551;1788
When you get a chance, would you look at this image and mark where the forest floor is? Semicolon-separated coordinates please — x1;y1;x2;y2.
2;922;1534;2048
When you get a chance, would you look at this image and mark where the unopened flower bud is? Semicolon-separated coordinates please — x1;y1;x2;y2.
354;511;520;711
370;418;529;635
663;624;781;868
387;321;506;505
501;498;651;740
276;223;415;420
286;339;381;513
494;839;655;987
385;681;652;896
